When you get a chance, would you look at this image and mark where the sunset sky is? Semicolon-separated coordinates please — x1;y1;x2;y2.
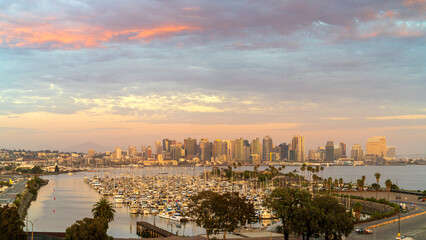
0;0;425;154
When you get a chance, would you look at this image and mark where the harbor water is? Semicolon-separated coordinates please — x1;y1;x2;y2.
26;165;426;238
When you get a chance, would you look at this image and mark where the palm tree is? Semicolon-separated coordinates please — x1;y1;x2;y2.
338;178;343;190
92;197;116;223
353;202;363;221
374;172;381;199
385;179;393;201
320;166;324;178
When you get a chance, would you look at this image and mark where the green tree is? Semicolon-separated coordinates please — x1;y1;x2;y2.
0;205;26;240
188;190;221;240
55;165;60;173
65;217;109;240
374;172;381;199
385;179;392;201
313;195;354;240
30;165;43;174
91;197;116;224
264;187;311;240
216;192;255;240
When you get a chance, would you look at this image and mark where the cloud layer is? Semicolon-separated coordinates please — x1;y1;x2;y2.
0;0;425;153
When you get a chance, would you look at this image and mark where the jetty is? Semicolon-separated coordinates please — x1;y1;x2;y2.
137;221;176;238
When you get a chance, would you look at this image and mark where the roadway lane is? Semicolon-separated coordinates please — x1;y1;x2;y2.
0;179;28;206
347;191;426;240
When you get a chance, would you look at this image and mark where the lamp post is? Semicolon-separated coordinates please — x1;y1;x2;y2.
28;218;38;240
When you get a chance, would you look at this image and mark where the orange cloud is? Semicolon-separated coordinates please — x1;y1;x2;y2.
128;26;201;40
0;20;201;49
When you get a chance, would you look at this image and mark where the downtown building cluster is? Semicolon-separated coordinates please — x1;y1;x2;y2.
101;135;397;166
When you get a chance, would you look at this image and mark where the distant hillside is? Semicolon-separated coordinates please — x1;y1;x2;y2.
64;142;112;153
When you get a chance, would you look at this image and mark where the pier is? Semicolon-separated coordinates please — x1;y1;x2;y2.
137;221;176;238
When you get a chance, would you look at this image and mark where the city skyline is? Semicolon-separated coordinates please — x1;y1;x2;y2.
1;1;425;154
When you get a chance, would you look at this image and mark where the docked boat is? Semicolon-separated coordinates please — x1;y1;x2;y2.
130;201;139;214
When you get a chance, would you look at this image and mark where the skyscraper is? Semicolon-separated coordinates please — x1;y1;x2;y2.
184;138;197;158
291;135;305;162
236;138;244;161
325;141;334;161
200;139;212;162
114;147;122;160
163;138;172;154
252;138;261;156
340;142;346;158
213;139;222;158
262;135;273;161
351;144;363;161
278;142;289;160
366;136;386;158
155;141;162;155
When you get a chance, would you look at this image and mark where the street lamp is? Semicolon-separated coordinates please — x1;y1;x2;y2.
28;218;39;240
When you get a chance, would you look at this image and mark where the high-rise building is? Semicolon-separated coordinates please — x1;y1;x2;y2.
155;141;162;155
236;138;244;161
325;141;334;161
291;135;305;162
184;138;197;158
278;143;289;160
213;139;222;158
114;147;122;160
262;136;273;161
366;136;386;158
221;141;228;156
226;140;236;160
351;144;363;161
200;139;212;162
386;146;396;159
171;145;182;160
340;142;346;158
252;138;261;156
308;149;316;160
145;146;152;159
128;146;137;158
163;138;172;154
334;145;342;159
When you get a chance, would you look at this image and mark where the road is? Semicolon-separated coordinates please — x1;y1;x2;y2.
0;179;28;206
347;191;426;240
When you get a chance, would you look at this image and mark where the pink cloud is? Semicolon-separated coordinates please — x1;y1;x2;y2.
0;18;201;49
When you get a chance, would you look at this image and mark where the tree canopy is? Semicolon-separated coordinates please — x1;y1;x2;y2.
188;190;255;240
265;187;354;240
0;205;26;240
65;217;109;240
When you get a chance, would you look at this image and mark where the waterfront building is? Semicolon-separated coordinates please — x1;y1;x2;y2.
262;136;273;161
367;136;386;158
155;141;162;155
291;135;305;162
386;146;396;159
340;142;346;158
334;145;342;159
351;144;363;161
162;138;172;154
325;141;334;161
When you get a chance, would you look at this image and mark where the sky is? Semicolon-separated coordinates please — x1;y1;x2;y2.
0;0;425;154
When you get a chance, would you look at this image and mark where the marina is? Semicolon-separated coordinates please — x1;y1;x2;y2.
25;165;426;238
